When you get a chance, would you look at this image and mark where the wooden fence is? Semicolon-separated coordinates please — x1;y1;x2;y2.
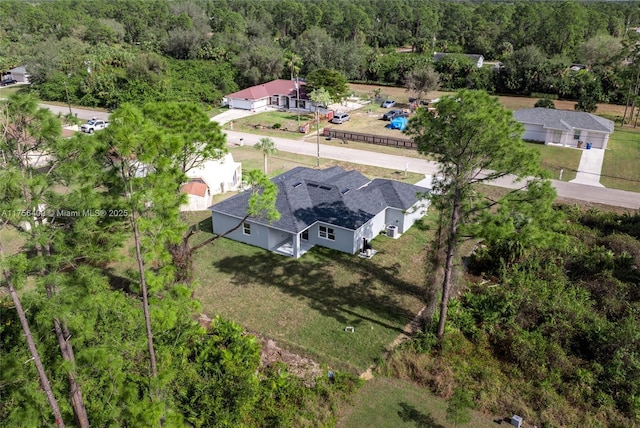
323;128;418;150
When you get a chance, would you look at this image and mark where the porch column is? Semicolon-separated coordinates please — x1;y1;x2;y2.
292;233;301;259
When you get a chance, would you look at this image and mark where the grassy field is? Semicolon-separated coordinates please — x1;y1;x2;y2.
191;210;433;374
600;126;640;191
0;225;26;255
526;142;581;181
0;85;25;98
336;377;499;428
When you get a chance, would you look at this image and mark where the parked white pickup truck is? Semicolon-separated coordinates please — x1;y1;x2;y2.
80;118;109;133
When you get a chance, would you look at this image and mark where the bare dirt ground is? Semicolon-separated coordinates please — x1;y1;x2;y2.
349;83;627;116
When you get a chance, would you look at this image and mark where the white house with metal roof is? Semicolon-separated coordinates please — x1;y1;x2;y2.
513;108;614;150
209;166;430;258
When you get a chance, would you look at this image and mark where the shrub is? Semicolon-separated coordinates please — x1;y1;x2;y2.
272;123;282;129
531;92;558;100
534;98;556;109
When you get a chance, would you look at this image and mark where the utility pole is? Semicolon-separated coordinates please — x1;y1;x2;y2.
296;75;300;129
316;108;320;167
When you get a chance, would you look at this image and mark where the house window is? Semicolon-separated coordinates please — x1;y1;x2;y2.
318;225;335;241
573;130;581;140
243;222;251;235
301;230;309;241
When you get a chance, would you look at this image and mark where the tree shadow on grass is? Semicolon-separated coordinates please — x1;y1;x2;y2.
211;246;419;335
398;402;445;428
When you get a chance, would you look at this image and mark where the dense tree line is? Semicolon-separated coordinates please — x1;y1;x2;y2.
1;0;639;110
385;207;640;427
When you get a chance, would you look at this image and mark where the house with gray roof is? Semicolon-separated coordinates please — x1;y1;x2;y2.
209;166;430;258
513;108;614;150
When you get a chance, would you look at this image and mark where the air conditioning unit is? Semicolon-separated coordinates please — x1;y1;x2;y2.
510;415;523;428
386;225;397;238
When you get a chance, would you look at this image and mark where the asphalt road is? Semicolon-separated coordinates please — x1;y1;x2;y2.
224;130;640;210
40;103;110;121
39;104;639;210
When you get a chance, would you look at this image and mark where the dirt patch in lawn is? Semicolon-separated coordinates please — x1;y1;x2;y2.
199;313;323;386
256;332;324;386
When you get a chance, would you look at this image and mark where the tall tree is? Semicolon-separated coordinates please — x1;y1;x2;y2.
404;66;440;105
0;93;92;427
405;90;550;339
305;68;349;103
0;244;65;427
141;101;226;173
284;50;302;80
254;137;278;174
235;37;285;86
139;101;234;284
97;104;187;391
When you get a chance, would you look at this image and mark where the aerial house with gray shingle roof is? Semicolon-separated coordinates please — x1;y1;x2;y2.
513;108;614;150
209;166;430;258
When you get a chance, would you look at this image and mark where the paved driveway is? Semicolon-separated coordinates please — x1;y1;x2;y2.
570;148;605;187
211;108;269;125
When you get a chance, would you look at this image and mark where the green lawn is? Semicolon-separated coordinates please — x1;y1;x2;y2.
0;86;23;98
191;212;433;374
600;126;640;191
525;142;581;181
0;225;26;255
337;377;499;428
225;110;314;139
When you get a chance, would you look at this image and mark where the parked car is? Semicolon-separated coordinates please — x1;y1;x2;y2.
80;118;110;133
0;78;17;86
381;100;396;108
330;112;351;124
382;109;407;121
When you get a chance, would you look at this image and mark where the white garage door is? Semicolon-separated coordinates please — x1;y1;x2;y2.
229;99;255;110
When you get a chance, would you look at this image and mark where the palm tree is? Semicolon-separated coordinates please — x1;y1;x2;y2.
254;137;278;174
405;66;440;106
284;51;302;81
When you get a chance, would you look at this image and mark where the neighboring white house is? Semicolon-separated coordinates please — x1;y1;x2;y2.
513;108;615;150
180;153;242;211
209;166;430;258
8;66;30;83
225;79;311;112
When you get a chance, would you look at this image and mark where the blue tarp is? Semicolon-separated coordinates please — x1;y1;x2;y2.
386;116;408;131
